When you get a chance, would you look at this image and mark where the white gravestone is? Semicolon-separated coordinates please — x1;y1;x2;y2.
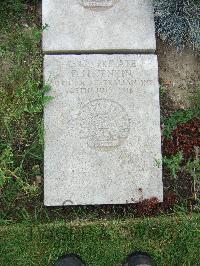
44;54;163;206
42;0;156;53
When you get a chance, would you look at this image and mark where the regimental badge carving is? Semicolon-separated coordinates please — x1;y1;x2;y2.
79;0;118;9
78;99;130;151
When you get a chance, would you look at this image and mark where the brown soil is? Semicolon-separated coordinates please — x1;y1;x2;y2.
157;38;200;111
156;39;200;215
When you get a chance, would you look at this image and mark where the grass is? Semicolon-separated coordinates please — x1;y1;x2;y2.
0;214;200;266
0;0;45;218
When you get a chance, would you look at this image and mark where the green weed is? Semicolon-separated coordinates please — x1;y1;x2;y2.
163;152;183;178
163;108;200;139
159;86;168;96
184;152;200;201
163;83;200;139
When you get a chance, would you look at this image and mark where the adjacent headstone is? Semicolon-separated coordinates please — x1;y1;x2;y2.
44;54;163;206
42;0;156;53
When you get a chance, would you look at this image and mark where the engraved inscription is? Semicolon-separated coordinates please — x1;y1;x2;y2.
78;99;130;151
79;0;118;9
52;57;155;97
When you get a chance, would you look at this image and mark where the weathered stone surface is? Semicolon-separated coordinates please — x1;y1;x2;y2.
44;54;163;206
42;0;156;53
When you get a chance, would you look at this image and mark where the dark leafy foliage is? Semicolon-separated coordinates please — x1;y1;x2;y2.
163;118;200;160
